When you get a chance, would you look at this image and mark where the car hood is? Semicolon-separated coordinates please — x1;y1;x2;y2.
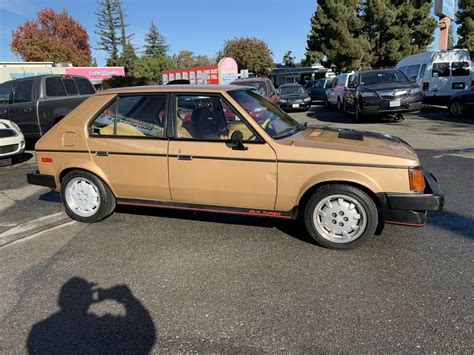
273;126;419;167
359;82;416;92
280;93;310;100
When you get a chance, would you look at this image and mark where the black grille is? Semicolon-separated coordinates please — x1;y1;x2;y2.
0;129;17;138
0;144;19;154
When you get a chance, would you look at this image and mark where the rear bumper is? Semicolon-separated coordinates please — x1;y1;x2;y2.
378;169;444;227
27;170;56;189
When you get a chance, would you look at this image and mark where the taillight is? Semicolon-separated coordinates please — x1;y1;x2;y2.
422;82;429;91
409;168;426;192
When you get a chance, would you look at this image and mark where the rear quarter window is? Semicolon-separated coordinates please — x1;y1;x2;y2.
45;77;67;97
75;77;95;95
63;78;79;95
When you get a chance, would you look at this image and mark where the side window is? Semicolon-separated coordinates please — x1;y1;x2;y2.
419;64;427;78
405;65;420;79
13;79;33;103
398;66;407;74
175;95;257;141
45;77;67;97
432;62;450;77
0;81;13;104
62;78;79;95
452;61;470;77
91;99;117;136
115;95;166;138
75;77;96;95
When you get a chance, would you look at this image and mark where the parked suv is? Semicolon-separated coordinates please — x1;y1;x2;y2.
27;85;443;249
307;78;334;103
231;78;278;104
326;71;353;111
0;74;95;139
343;69;423;121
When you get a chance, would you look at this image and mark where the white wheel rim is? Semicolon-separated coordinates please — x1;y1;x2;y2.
65;177;100;218
313;194;367;243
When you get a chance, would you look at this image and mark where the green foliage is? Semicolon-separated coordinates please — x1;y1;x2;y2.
132;56;174;83
282;51;296;67
221;37;273;76
114;0;133;50
144;21;169;58
102;75;157;89
305;0;372;72
364;0;437;68
457;0;474;56
120;41;137;74
306;0;438;71
95;0;121;66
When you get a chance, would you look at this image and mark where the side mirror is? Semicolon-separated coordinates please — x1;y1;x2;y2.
230;130;247;150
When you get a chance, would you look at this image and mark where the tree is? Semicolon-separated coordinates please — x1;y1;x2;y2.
120;41;137;74
364;0;437;68
144;21;169;58
220;37;273;76
305;0;371;72
115;0;133;51
171;51;212;69
11;8;91;66
132;56;174;83
96;0;121;66
282;51;296;67
457;0;474;56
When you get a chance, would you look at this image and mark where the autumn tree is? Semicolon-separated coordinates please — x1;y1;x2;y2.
457;0;474;56
172;51;212;69
96;0;121;66
11;8;91;66
220;37;273;76
305;0;371;72
144;21;169;57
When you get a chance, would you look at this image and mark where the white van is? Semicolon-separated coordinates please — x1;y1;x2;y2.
396;49;472;105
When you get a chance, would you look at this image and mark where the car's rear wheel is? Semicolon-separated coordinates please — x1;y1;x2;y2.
354;102;363;122
449;100;464;117
337;98;343;112
304;184;378;249
61;170;116;223
324;98;330;109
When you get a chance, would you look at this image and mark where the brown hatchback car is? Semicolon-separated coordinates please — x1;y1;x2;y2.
27;85;444;249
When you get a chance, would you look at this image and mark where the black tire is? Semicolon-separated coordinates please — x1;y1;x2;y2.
324;99;330;109
61;170;116;223
449;100;464;117
337;97;343;112
303;184;378;249
354;101;364;122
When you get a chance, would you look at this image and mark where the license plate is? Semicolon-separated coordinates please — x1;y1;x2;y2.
292;104;299;108
389;100;401;107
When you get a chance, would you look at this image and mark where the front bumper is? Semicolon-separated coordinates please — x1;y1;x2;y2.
360;94;423;115
0;134;25;158
280;102;311;110
378;169;444;227
27;170;56;189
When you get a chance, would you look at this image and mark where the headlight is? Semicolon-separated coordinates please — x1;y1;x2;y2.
359;91;377;97
410;87;421;94
10;121;21;133
279;99;287;103
304;97;311;102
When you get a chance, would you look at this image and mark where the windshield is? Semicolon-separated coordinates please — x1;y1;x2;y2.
359;71;408;86
233;81;266;95
229;90;301;139
280;86;306;95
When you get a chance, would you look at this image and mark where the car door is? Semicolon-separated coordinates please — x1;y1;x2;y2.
344;74;357;109
431;62;451;97
326;76;338;105
8;78;37;136
87;93;170;201
168;93;277;210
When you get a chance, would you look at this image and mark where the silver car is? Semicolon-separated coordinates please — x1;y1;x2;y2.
326;72;354;111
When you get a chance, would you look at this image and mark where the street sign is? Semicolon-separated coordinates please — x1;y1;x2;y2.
434;0;456;20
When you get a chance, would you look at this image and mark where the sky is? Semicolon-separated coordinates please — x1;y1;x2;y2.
0;0;317;66
0;0;457;67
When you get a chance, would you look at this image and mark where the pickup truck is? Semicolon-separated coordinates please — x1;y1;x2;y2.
0;74;95;139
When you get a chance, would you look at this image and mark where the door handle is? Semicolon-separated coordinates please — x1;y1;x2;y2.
96;151;109;157
177;155;193;161
23;107;32;112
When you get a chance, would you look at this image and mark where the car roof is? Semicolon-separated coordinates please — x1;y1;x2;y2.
357;69;399;75
279;83;303;87
232;78;269;83
96;84;248;95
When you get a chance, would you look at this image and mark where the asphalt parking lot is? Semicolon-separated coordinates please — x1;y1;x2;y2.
0;105;472;353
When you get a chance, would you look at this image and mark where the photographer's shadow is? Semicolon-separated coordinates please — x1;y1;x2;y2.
27;277;156;354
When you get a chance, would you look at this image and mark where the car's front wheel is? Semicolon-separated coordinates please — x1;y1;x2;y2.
304;184;378;249
449;100;464;117
61;170;116;223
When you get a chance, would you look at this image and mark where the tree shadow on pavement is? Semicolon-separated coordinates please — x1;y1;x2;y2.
27;277;156;354
429;210;474;239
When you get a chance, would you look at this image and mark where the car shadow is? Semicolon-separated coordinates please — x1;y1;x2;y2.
115;205;316;246
417;106;474;124
27;277;156;354
305;108;405;125
39;191;62;203
429;210;474;239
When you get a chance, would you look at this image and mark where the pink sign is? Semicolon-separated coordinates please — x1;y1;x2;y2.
64;67;125;81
